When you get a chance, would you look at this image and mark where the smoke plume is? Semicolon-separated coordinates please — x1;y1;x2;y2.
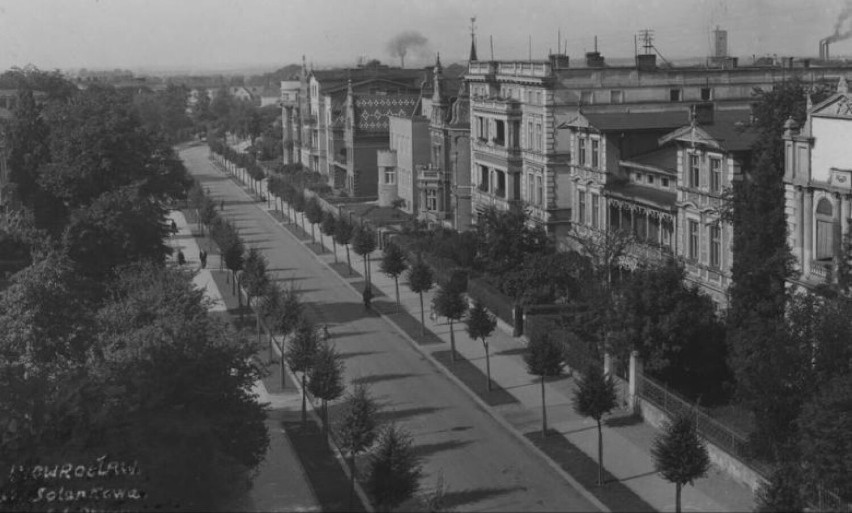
386;31;429;68
826;1;852;44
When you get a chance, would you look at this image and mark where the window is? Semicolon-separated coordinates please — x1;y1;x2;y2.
495;120;506;145
689;154;700;188
536;91;543;105
816;198;836;261
528;174;534;203
662;177;670;188
578;137;587;165
578;190;586;224
527;122;534;150
536;175;543;206
591;139;600;168
384;168;395;185
426;189;438;211
535;123;542;151
610;90;623;104
710;225;721;268
591;193;600;228
688;219;699;260
710;157;722;193
495;171;506;197
701;87;713;101
581;91;594;105
479;165;489;191
670;89;682;102
647;175;655;185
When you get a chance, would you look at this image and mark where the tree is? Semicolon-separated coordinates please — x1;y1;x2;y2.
304;196;324;244
307;341;346;438
321;212;338;262
366;423;423;512
502;251;589;305
335;218;355;276
474;205;551;277
292;189;306;227
242;247;270;310
755;464;805;513
523;328;566;437
431;283;469;363
570;226;634;285
336;383;380;509
285;319;319;426
222;231;245;299
572;362;617;486
407;259;434;337
464;301;496;380
651;412;711;513
798;373;852;501
380;242;408;308
352;225;378;284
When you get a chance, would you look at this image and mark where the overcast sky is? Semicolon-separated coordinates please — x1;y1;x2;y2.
1;0;850;74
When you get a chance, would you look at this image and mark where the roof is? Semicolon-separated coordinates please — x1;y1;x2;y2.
559;110;689;131
621;146;678;175
311;67;426;90
353;94;420;132
659;109;758;152
606;182;677;210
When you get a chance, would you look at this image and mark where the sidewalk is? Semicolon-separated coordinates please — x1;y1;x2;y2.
166;210;321;513
230;163;756;512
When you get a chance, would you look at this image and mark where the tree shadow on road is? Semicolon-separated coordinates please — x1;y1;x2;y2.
350;373;423;386
439;486;526;510
412;439;473;460
377;406;444;423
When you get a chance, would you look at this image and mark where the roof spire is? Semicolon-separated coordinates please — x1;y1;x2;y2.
469;16;478;62
435;52;442;71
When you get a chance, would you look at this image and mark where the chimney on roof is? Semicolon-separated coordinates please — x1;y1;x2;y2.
636;54;657;71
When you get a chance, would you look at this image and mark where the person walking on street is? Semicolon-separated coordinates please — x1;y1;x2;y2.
199;249;207;269
170;220;178;237
177;250;186;266
362;286;373;312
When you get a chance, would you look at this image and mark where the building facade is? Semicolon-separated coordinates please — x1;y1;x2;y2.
784;77;852;288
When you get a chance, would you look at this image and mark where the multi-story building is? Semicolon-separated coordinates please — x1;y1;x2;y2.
383;114;430;212
784;76;852;289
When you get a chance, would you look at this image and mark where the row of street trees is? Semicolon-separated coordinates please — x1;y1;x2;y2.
0;68;268;510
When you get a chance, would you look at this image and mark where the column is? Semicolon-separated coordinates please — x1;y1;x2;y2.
794;187;804;269
803;188;813;276
841;194;850;246
835;193;844;263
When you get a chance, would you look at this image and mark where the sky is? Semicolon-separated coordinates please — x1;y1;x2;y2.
1;0;851;74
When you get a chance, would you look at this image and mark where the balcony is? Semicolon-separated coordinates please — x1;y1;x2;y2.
302;114;317;126
472;98;522;116
472;138;522;164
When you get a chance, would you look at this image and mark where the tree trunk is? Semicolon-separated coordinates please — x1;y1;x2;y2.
363;256;369;282
419;292;425;336
675;482;682;513
346;246;352;276
394;277;400;311
596;419;604;486
279;342;286;389
256;309;261;347
310;223;315;243
332;240;338;263
301;373;307;427
322;400;328;439
232;270;236;295
449;320;456;362
348;453;356;510
541;376;547;437
485;341;491;391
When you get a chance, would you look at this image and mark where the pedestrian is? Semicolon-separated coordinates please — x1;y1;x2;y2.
362;286;373;311
170;220;178;236
177;250;186;266
199;249;207;269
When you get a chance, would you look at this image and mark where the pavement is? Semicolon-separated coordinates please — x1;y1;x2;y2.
188;144;757;512
165;210;322;513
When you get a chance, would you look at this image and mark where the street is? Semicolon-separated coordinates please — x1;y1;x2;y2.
180;145;601;512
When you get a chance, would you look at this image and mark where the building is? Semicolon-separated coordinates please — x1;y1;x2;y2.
784;76;852;289
384;114;430;212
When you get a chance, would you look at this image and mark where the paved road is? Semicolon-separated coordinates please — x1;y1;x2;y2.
180;145;600;512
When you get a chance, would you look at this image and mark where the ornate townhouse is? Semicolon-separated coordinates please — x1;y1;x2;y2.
784;77;852;288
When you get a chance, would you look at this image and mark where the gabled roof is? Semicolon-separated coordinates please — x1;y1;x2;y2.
324;77;421;95
810;92;852;120
558;110;689;132
310;67;426;91
620;146;678;176
659;109;758;152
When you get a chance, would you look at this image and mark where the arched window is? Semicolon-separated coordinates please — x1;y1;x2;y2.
815;198;836;261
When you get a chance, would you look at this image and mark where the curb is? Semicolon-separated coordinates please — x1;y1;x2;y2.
229;169;610;513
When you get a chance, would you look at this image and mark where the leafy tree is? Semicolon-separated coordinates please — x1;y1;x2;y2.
366;424;423;512
651;412;711;513
502;251;589;305
304;196;324;244
336;383;380;509
572;362;617;486
222;231;245;299
431;283;472;359
798;372;852;501
407;259;434;337
292;188;306;227
4;89;49;210
335;218;355;276
755;463;805;513
61;186;171;281
242;247;270;310
464;300;496;378
524;328;566;437
321;212;339;262
380;242;408;308
474;205;550;277
570;226;633;285
352;225;378;284
307;342;346;438
285;319;319;426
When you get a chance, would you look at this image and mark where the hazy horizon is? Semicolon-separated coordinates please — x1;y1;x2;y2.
3;0;852;75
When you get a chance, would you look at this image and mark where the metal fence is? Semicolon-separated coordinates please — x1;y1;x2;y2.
637;372;772;477
802;483;852;512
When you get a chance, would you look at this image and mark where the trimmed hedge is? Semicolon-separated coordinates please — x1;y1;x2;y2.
467;276;515;328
